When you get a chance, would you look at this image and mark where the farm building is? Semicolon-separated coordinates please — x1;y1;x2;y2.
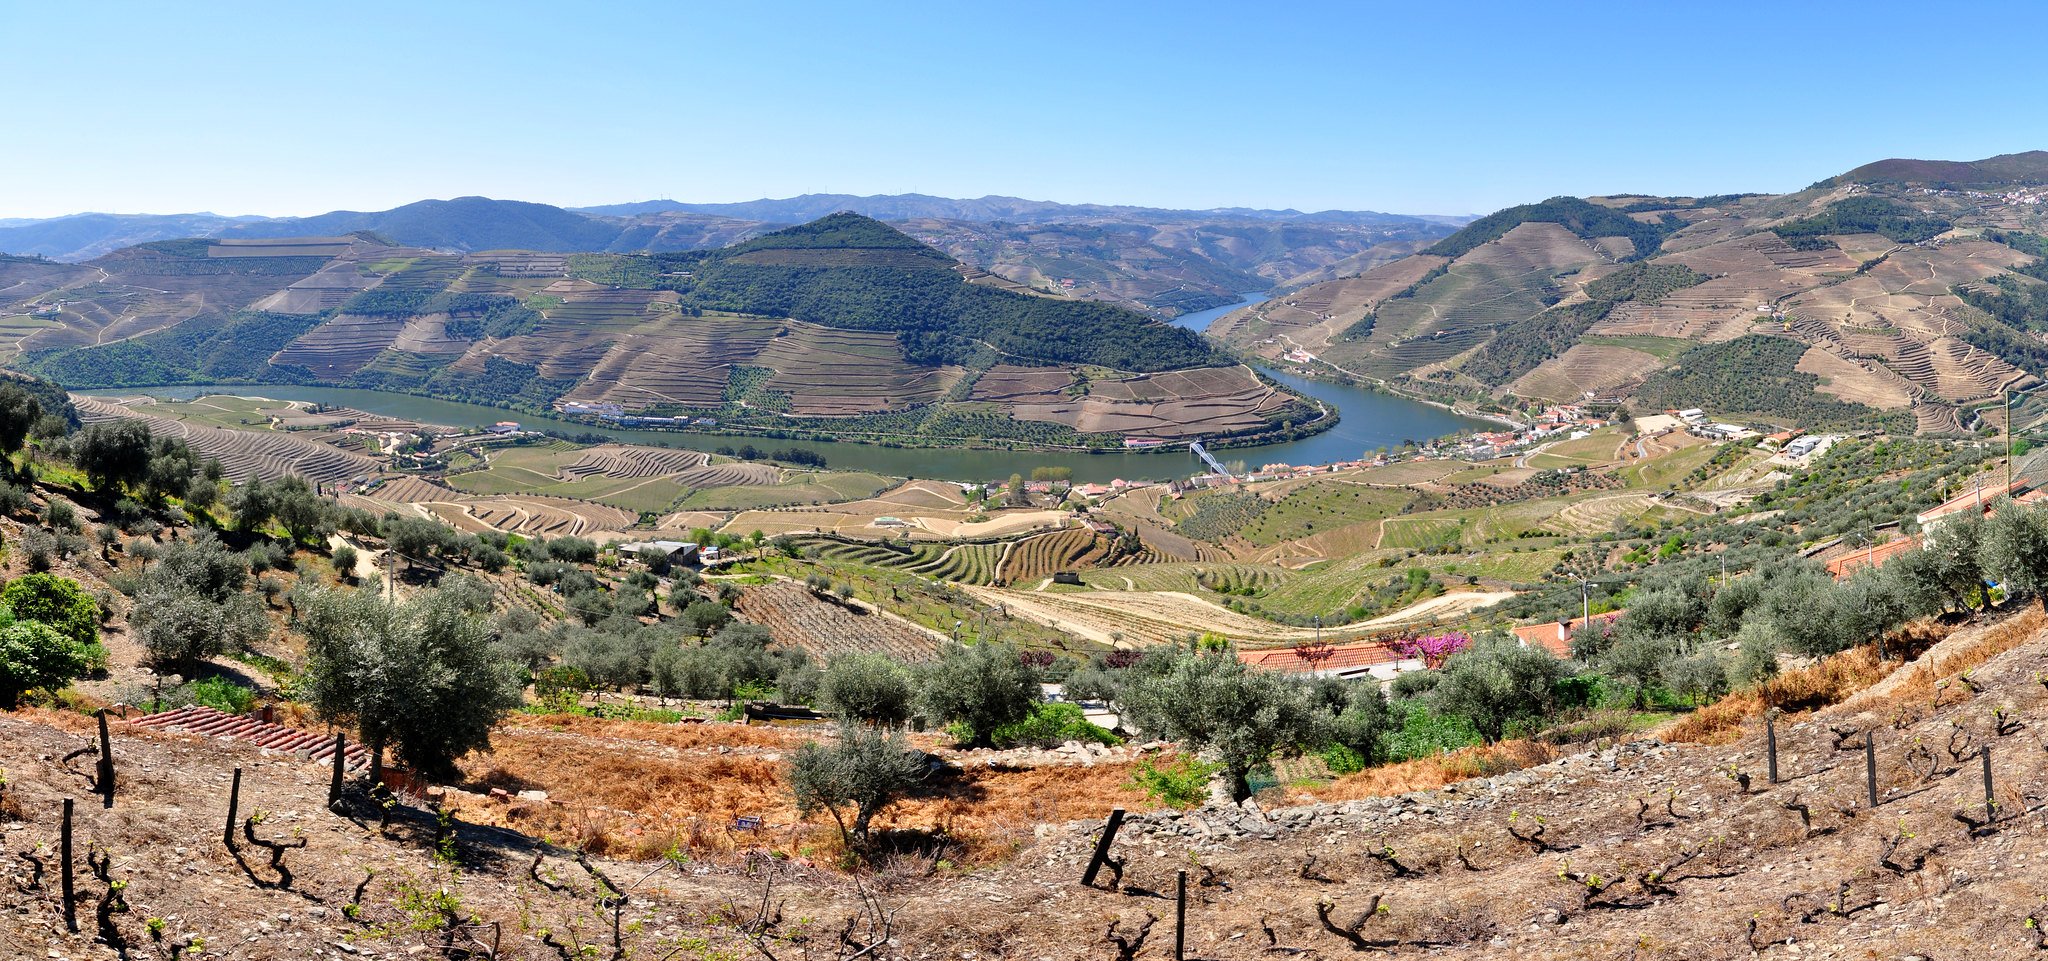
613;540;701;564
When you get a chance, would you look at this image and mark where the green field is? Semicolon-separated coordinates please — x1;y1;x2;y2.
675;471;892;510
1236;482;1413;546
1577;335;1696;360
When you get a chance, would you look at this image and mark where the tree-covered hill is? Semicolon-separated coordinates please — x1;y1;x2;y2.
1424;196;1683;261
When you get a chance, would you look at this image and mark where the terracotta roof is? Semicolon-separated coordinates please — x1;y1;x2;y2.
1826;535;1920;579
1510;611;1623;658
1239;641;1404;674
1918;480;2029;523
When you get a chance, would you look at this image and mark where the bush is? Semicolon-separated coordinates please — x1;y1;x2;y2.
991;701;1120;749
331;545;359;581
818;653;914;726
0;609;87;709
0;573;100;650
166;676;258;714
1124;754;1216;809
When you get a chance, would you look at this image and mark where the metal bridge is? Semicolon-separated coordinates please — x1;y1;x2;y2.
1189;439;1233;478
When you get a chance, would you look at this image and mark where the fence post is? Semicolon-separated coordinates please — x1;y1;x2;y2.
1865;735;1878;808
1175;869;1188;961
1983;746;1996;824
1080;808;1126;888
60;797;76;933
1765;710;1779;784
329;733;347;809
96;710;114;808
224;768;242;850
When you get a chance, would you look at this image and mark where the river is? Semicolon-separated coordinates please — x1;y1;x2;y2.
78;295;1485;483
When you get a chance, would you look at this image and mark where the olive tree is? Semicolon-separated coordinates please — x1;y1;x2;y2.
915;641;1040;748
298;581;522;780
788;722;928;847
1429;635;1570;742
1122;651;1326;802
818;653;914;727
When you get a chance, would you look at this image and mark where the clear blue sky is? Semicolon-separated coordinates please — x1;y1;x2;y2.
5;0;2047;219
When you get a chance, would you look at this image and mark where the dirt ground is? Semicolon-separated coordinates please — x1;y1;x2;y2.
13;605;2048;958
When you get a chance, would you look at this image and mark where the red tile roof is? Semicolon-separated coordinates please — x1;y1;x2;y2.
1239;641;1404;674
1510;611;1622;658
1826;535;1920;579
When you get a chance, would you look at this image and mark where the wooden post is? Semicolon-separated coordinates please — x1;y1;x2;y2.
1983;746;1996;824
329;733;347;809
96;710;114;808
1080;808;1126;888
1865;736;1878;808
60;798;76;933
1765;712;1779;784
1175;869;1188;961
224;768;242;850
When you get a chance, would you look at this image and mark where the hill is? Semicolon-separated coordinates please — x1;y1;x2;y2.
1830;149;2048;187
0;195;1459;318
13;216;1320;450
1218;155;2048;435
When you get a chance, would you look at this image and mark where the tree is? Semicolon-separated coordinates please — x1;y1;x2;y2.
1922;514;1987;610
73;421;153;493
1;573;100;650
228;479;276;532
131;586;269;671
1327;684;1399;767
1429;636;1570;742
383;515;454;569
680;600;732;637
1123;651;1326;801
1007;473;1027;506
0;609;85;709
331;544;360;582
1979;499;2048;601
269;476;331;544
0;384;42;456
788;722;928;847
298;582;523;780
915;641;1041;748
142;437;197;506
818;653;914;727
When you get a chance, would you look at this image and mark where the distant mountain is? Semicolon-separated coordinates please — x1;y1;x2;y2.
0;212;266;262
0;194;1461;316
221;197;626;252
1828;150;2048;188
575;193;1450;227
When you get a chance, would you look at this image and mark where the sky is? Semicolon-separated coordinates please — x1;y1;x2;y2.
5;0;2048;219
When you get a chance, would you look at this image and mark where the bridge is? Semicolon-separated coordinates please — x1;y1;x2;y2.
1189;439;1233;478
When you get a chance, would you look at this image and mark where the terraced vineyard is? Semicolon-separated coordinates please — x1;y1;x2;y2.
996;528;1106;584
74;397;383;484
924;543;1005;585
734;580;942;662
560;444;710;479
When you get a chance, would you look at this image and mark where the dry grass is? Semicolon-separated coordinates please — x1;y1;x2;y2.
1306;740;1557;802
453;718;1154;863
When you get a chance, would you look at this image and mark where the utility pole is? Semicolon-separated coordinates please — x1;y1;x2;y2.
1579;577;1590;626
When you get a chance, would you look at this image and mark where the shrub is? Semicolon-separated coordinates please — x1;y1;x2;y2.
818;653;914;726
991;701;1120;749
0;609;87;709
1;573;100;650
169;677;258;714
1124;754;1216;809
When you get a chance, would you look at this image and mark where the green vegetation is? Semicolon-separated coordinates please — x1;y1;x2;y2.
1463;261;1707;387
1633;335;1912;431
1426;196;1683;261
676;214;1221;371
1771;196;1950;245
27;311;327;387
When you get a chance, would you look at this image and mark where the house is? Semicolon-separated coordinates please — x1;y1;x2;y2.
1510;611;1624;658
1826;536;1921;579
1916;479;2034;532
1083;519;1117;535
872;516;909;528
1677;408;1707;425
614;541;700;565
1239;641;1421;682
